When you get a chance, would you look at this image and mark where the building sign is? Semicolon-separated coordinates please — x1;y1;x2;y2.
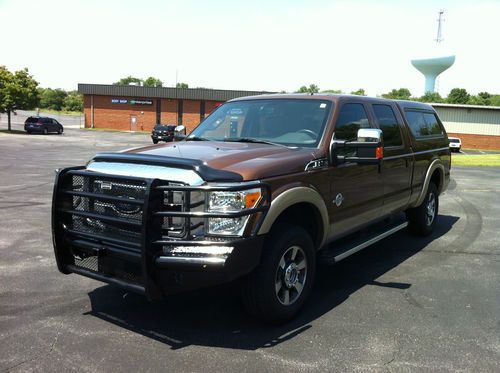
111;99;153;105
130;99;153;105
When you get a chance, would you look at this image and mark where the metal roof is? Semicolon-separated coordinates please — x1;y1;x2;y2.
430;102;500;111
78;83;274;102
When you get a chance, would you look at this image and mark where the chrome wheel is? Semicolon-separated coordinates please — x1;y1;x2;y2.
275;245;307;306
426;192;436;226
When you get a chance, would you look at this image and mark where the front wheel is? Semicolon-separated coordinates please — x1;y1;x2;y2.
242;225;315;324
407;182;439;236
43;128;48;135
152;139;159;144
57;127;63;134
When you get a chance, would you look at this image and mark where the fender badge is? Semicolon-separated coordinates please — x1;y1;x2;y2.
334;193;344;207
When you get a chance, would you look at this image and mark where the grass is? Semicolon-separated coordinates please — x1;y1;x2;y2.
452;154;500;166
37;109;83;116
0;129;26;135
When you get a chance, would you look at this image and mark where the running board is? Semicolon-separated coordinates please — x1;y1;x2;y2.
319;218;408;265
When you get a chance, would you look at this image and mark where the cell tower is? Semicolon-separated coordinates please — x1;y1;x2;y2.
411;10;455;93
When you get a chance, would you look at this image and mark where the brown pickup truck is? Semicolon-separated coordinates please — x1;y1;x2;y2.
52;94;451;323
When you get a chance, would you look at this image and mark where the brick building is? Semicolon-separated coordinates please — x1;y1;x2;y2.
78;84;271;133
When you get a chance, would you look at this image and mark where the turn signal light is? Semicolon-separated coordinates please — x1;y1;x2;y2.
245;191;261;209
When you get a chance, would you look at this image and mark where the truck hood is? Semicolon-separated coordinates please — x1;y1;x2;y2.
120;141;323;181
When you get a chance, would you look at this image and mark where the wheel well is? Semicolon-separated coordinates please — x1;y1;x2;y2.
271;203;323;249
430;169;442;193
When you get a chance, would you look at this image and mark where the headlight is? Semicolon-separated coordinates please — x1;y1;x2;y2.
207;188;261;235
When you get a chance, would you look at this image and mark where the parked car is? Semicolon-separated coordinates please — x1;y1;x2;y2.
151;124;176;144
448;137;461;152
24;116;63;135
52;94;451;323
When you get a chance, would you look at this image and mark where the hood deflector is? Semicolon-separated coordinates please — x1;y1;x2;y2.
92;153;244;182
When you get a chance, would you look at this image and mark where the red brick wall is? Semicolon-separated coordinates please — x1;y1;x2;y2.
160;99;178;125
448;133;500;150
84;95;157;132
206;101;223;116
183;100;201;133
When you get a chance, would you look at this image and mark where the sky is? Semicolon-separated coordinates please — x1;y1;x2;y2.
1;0;499;97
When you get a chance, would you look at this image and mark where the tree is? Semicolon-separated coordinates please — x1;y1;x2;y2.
446;88;470;104
143;77;163;87
176;82;189;89
63;91;83;111
381;88;412;100
321;89;343;94
296;84;319;93
418;91;443;103
489;95;500;107
350;88;366;96
39;88;67;111
0;66;39;131
468;92;491;106
113;76;142;85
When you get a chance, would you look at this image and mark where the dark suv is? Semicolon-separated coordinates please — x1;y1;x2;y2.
151;124;176;144
25;116;64;135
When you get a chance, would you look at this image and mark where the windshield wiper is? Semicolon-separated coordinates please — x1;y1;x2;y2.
223;137;288;147
186;136;209;141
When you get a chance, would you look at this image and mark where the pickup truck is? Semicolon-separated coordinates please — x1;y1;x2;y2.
52;94;451;323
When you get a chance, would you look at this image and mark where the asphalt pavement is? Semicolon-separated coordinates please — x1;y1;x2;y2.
0;128;499;372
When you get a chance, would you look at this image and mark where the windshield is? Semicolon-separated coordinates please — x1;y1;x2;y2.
155;125;175;131
188;99;333;147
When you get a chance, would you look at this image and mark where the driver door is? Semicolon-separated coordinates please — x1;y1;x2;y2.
329;102;385;239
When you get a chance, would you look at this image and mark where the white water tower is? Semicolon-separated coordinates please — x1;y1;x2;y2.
411;10;455;93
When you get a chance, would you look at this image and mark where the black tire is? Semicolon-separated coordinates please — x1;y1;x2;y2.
242;224;316;324
57;127;63;134
26;131;31;134
43;128;48;135
152;139;159;144
407;182;439;236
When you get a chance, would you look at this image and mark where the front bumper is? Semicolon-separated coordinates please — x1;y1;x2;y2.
151;134;173;142
52;166;269;299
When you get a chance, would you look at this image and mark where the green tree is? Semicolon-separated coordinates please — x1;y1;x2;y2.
39;88;67;111
468;92;491;106
0;66;39;131
381;88;412;100
446;88;470;104
296;84;319;93
489;95;500;106
350;88;366;96
113;76;142;85
176;82;189;89
143;77;163;87
63;91;83;112
321;89;343;94
418;91;443;103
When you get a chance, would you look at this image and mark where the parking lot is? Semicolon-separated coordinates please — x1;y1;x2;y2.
0;127;499;372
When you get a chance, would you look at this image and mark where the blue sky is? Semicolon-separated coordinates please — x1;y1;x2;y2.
1;0;499;96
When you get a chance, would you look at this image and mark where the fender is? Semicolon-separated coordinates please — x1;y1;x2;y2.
410;158;445;208
258;186;329;248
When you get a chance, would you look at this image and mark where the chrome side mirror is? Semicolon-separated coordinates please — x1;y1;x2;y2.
174;125;186;140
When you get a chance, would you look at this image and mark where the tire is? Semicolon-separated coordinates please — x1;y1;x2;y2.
407;182;439;236
26;131;32;134
242;224;316;324
43;128;48;135
152;139;159;144
57;127;63;134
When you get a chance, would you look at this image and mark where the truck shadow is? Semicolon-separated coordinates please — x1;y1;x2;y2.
85;214;459;350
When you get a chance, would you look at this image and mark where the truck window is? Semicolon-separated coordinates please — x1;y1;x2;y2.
405;110;443;138
334;103;370;141
372;104;402;147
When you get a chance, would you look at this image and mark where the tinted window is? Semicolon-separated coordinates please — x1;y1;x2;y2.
372;104;402;147
25;117;38;123
155;124;175;131
405;110;443;138
42;118;51;124
334;103;370;141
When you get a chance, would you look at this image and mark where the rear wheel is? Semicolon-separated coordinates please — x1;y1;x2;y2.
57;126;63;134
152;139;159;144
43;128;48;135
407;182;438;236
242;224;315;324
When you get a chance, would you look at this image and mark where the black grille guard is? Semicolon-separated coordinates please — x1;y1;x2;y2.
52;166;271;301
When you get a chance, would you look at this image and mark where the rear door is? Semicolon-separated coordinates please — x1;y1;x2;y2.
370;103;413;213
329;102;385;238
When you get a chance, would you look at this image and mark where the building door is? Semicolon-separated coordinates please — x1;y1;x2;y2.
130;115;138;131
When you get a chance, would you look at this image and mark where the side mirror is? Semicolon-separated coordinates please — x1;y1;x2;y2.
173;125;186;141
330;128;383;165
